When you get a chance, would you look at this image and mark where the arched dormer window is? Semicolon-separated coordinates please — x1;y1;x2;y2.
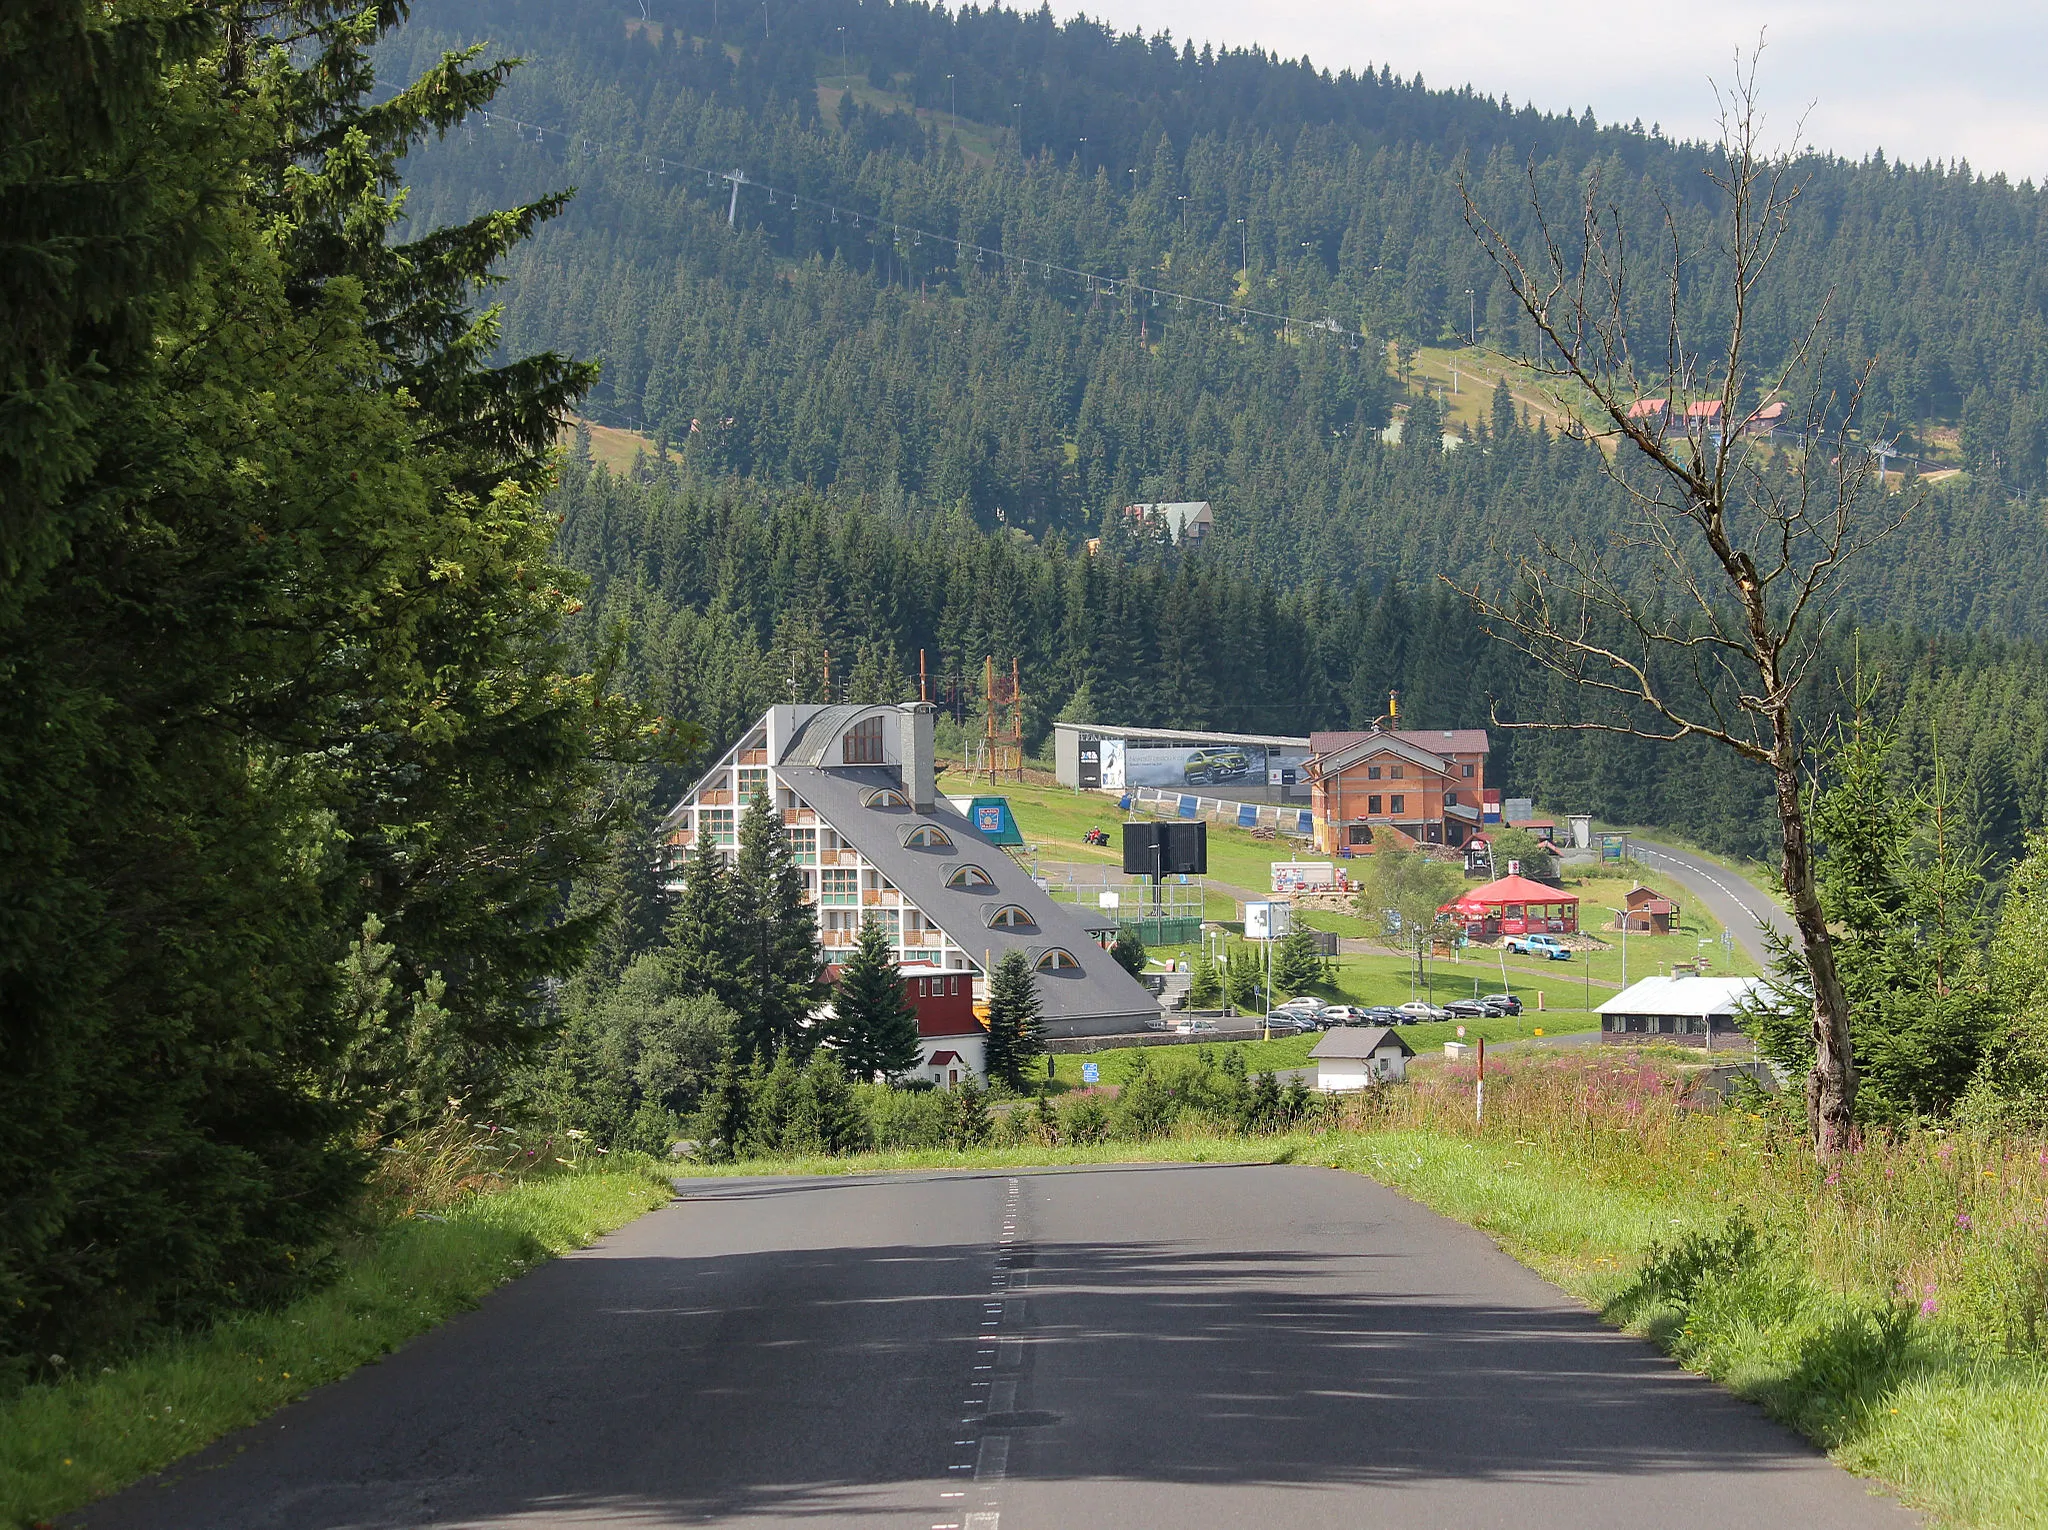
946;864;995;890
1035;947;1080;971
901;823;952;849
862;787;907;808
985;904;1035;929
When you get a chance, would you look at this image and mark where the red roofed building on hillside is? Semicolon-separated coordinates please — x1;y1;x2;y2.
1745;400;1789;436
1613;883;1678;935
1440;874;1579;938
1304;726;1490;854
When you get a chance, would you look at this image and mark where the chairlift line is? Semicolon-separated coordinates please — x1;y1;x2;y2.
405;90;1375;350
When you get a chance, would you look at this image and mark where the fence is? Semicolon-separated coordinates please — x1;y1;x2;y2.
1116;785;1317;837
1036;861;1206;945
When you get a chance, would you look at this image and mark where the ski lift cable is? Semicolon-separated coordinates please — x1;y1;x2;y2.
423;93;1366;346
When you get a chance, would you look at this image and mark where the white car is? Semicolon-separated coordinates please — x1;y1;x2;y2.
1319;1005;1361;1025
1174;1018;1220;1035
1394;1000;1450;1022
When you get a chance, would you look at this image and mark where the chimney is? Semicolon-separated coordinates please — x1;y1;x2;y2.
904;702;937;812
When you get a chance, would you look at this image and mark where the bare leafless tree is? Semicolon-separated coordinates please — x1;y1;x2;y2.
1455;55;1908;1156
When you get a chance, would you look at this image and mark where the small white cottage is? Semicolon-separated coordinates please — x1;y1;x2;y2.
1311;1026;1414;1091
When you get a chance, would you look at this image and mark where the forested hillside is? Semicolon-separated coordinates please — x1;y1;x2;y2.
557;446;2048;871
379;0;2048;631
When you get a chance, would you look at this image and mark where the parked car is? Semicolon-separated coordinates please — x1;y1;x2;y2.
1183;747;1252;785
1443;999;1493;1019
1358;1006;1406;1026
1260;1012;1318;1034
1142;1015;1171;1032
1318;1005;1362;1026
1174;1018;1220;1035
1276;996;1325;1018
1505;932;1573;960
1394;1000;1450;1022
1479;993;1524;1016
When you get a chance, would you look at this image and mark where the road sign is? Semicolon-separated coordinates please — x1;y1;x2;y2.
1081;1062;1100;1084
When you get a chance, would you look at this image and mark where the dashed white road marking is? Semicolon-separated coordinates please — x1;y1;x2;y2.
975;1434;1011;1482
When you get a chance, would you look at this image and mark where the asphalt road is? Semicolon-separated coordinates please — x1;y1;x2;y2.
78;1164;1914;1529
1628;839;1792;969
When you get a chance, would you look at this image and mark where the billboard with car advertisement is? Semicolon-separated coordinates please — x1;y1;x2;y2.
1098;740;1308;791
1079;732;1309;799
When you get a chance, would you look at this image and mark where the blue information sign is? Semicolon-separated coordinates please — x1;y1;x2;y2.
1081;1062;1100;1084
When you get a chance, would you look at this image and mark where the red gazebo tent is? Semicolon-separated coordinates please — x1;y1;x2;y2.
1439;873;1579;937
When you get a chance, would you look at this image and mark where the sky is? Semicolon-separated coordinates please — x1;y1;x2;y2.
1076;0;2048;181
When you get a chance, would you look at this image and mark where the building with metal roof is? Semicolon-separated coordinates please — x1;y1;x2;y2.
1310;1026;1414;1089
1596;975;1768;1050
664;703;1160;1044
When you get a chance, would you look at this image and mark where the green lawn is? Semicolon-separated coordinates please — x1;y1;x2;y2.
943;769;1306;900
1050;1011;1586;1088
951;774;1758;988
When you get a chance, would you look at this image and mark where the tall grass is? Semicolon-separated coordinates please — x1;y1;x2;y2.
0;1121;670;1530
1351;1053;2048;1363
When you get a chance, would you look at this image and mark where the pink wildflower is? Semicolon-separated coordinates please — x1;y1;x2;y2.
1920;1298;1939;1316
1955;1212;1972;1230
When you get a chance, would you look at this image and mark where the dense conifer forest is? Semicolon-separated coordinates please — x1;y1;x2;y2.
382;0;2048;604
556;451;2048;873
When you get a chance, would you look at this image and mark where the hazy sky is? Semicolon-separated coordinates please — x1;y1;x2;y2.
1076;0;2047;180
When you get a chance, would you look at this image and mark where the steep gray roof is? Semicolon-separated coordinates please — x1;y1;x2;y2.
1311;1026;1414;1059
779;763;1158;1033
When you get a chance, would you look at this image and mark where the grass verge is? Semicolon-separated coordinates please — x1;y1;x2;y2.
0;1167;670;1530
1045;1014;1591;1088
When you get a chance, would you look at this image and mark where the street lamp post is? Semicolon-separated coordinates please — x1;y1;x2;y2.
947;74;955;137
1466;287;1475;344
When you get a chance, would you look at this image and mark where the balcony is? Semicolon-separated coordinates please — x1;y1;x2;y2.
782;808;817;826
820;929;855;948
700;789;734;806
739;749;767;766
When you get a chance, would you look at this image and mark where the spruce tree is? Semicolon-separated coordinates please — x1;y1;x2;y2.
982;950;1046;1089
1110;927;1147;977
949;1079;993;1148
695;1044;753;1161
667;836;746;1019
1186;953;1223;1008
731;788;823;1060
829;917;924;1079
786;1054;870;1156
1271;925;1323;996
1226;946;1264;1013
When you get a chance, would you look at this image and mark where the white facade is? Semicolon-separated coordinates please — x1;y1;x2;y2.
662;707;978;977
659;704;1161;1038
921;1030;986;1089
1311;1027;1412;1091
1316;1045;1408;1092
